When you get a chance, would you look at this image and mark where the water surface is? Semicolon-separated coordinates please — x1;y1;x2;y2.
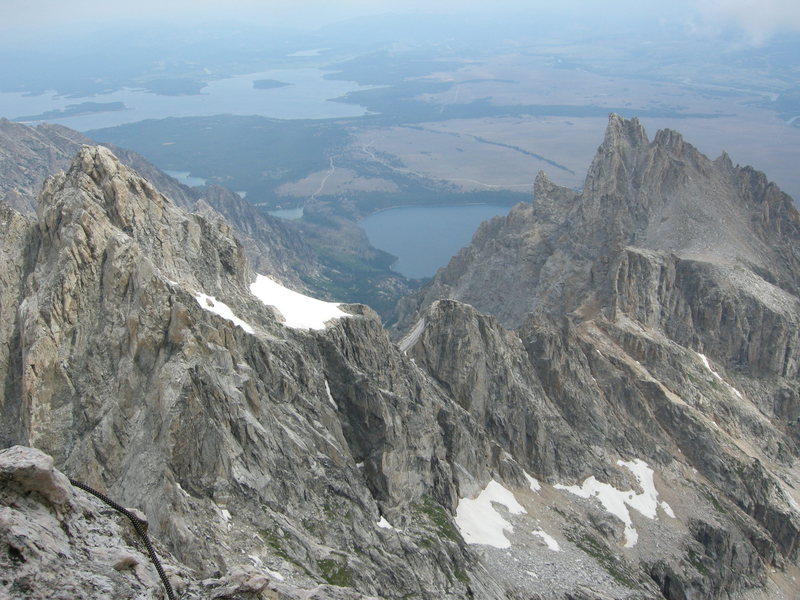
268;207;305;220
361;204;513;279
164;170;207;187
0;68;374;131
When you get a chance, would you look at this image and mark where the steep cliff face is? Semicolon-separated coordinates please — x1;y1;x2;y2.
397;296;799;598
0;203;34;443
0;147;504;599
2;120;800;600
390;115;800;598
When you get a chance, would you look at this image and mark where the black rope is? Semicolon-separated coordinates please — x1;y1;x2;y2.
69;478;177;600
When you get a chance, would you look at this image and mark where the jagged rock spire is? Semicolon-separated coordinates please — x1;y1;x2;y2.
583;114;649;197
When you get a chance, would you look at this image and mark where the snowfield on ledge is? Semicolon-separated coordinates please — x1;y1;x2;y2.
250;274;347;330
555;459;674;547
195;292;254;334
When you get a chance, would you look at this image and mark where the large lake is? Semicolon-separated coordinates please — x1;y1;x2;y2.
0;68;374;131
361;204;514;279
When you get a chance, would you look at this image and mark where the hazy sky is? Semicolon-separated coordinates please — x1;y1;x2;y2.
1;0;799;43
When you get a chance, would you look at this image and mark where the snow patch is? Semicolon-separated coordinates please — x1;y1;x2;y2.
399;318;425;353
324;380;337;409
195;293;254;334
215;505;232;530
526;570;539;579
698;353;716;377
249;556;285;582
455;480;526;548
532;529;561;551
555;459;672;548
377;516;394;530
175;482;191;498
618;459;660;520
697;352;743;398
524;471;541;493
661;501;676;519
250;274;346;330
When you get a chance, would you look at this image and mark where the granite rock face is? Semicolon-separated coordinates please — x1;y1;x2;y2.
0;445;384;600
0;146;498;599
393;115;800;597
1;118;800;600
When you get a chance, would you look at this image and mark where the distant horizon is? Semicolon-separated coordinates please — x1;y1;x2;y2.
1;0;799;46
1;1;797;201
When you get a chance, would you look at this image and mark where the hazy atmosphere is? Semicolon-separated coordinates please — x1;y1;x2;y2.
3;0;800;38
3;3;800;600
1;0;799;290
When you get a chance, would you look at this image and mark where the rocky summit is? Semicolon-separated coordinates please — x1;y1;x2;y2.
1;116;800;599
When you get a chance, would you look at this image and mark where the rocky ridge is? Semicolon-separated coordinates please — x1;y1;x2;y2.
0;118;322;290
393;115;800;595
395;114;800;330
1;118;799;599
1;146;501;599
0;119;412;314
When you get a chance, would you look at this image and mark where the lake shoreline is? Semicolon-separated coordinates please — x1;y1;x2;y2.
360;203;515;279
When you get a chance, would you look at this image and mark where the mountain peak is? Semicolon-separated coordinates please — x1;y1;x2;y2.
583;114;649;197
399;115;800;330
652;126;694;159
33;144;250;300
604;113;648;150
38;145;172;241
73;144;124;183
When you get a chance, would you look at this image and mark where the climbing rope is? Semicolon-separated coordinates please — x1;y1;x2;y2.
69;478;177;600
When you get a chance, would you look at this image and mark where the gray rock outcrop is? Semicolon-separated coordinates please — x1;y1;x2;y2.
0;146;497;598
0;445;386;599
393;115;800;597
2;117;800;599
